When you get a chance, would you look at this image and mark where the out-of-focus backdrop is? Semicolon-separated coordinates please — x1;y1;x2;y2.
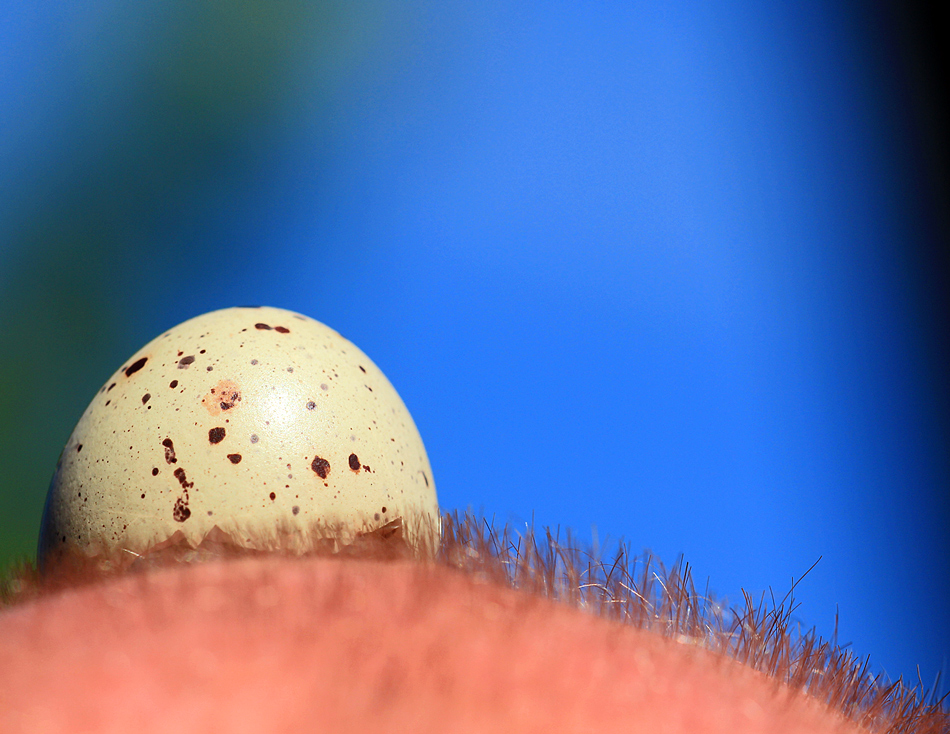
2;0;947;696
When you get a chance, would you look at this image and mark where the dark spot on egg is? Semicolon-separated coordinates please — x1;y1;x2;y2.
151;467;159;476
173;467;194;489
220;391;241;411
349;453;361;472
255;323;272;330
125;357;148;377
76;444;83;453
382;506;387;513
292;505;300;515
142;393;151;405
422;471;429;487
250;434;259;444
269;492;276;500
169;380;178;388
275;326;290;333
251;359;258;365
162;438;177;464
178;355;196;368
201;380;242;416
227;453;242;464
311;456;330;479
107;383;116;392
359;365;366;373
173;497;191;522
306;401;316;410
209;427;226;444
374;513;380;521
286;367;294;373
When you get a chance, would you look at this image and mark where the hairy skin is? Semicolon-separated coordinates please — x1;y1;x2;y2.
1;555;862;734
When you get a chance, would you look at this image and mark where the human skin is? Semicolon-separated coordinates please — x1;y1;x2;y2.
0;555;863;734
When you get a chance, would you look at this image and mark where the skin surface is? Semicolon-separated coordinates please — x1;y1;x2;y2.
0;555;863;734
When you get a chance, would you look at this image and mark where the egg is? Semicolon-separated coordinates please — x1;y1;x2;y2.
37;307;439;573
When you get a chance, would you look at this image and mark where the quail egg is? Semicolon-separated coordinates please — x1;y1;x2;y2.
38;307;438;572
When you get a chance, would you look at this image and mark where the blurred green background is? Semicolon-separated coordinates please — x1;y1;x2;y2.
0;0;381;563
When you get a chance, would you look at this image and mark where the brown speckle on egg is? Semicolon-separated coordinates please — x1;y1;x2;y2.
162;438;177;464
202;380;242;416
172;497;191;522
311;456;330;479
173;468;193;489
125;357;149;377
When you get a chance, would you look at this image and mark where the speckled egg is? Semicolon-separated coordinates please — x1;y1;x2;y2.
38;307;438;571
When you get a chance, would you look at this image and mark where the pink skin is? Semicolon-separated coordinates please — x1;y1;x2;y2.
0;556;861;733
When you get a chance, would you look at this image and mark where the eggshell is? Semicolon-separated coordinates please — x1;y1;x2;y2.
38;307;438;571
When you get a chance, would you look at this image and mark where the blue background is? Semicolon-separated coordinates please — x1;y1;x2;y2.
2;0;947;698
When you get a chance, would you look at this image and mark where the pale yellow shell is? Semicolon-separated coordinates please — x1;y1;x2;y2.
38;307;438;568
